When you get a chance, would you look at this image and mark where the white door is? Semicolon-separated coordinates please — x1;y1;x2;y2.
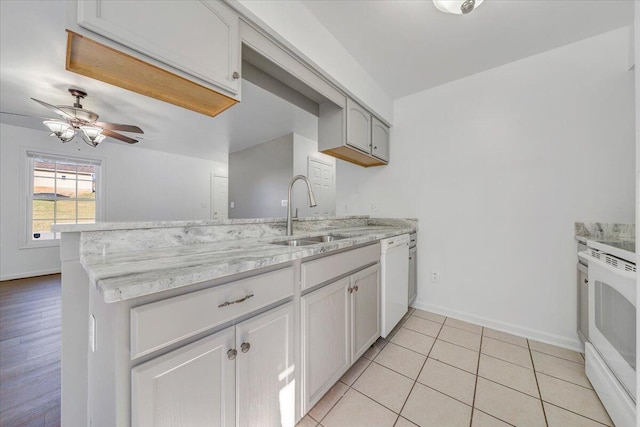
131;328;235;427
236;303;295;427
307;158;335;216
212;175;229;220
301;277;350;412
346;99;371;153
77;0;241;95
351;264;380;361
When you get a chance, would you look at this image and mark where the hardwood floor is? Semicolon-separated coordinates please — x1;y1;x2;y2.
0;275;61;427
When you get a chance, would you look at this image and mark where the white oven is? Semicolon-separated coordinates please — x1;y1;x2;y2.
582;244;636;427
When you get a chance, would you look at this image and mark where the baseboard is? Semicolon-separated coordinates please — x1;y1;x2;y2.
411;300;584;353
0;268;61;282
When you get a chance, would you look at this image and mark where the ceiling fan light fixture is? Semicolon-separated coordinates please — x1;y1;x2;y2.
43;120;72;136
53;127;76;143
80;125;102;141
433;0;483;15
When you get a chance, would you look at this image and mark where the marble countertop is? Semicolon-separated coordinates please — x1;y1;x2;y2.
83;225;415;303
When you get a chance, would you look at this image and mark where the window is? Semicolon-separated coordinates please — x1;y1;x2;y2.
27;152;101;242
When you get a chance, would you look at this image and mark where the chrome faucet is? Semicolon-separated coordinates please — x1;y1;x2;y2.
287;175;317;236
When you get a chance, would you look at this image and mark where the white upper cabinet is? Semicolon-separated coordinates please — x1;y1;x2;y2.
371;116;390;162
77;0;241;96
346;98;372;153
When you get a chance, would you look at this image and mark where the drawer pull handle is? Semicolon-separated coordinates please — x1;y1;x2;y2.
241;342;251;353
218;293;255;308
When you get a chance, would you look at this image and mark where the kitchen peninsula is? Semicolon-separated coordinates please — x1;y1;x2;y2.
55;216;416;427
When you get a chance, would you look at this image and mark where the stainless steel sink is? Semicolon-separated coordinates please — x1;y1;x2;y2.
270;239;317;247
300;235;348;243
270;234;350;246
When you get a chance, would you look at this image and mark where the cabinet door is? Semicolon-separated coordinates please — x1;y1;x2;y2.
408;247;417;304
131;327;235;427
301;277;351;412
77;0;240;95
351;264;380;360
346;99;372;153
236;303;295;427
371;117;390;162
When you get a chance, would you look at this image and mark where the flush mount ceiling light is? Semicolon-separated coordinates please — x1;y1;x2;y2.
433;0;484;15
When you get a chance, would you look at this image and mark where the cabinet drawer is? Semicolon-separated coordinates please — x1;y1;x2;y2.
131;267;294;359
302;243;379;291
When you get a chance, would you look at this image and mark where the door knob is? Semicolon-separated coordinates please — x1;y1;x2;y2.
232;71;240;79
241;342;251;353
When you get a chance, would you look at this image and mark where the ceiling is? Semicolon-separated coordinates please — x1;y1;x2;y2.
0;0;317;161
301;0;634;99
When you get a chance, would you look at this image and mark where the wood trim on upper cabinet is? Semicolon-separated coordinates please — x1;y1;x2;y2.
65;31;238;118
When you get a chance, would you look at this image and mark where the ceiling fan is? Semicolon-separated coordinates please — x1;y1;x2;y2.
30;88;143;147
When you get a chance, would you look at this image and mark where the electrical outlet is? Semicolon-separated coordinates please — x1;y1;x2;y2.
431;271;440;283
281;200;288;207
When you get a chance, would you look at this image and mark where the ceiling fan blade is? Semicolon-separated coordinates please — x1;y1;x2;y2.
95;121;144;134
30;98;74;120
101;128;138;144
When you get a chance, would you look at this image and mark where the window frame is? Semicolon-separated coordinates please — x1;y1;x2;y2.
21;148;104;249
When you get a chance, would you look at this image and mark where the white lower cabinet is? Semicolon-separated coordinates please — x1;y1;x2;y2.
301;263;380;412
301;277;351;411
351;265;380;360
236;303;295;427
132;302;294;427
131;327;236;427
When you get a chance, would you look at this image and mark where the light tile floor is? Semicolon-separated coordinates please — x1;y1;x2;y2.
298;308;613;427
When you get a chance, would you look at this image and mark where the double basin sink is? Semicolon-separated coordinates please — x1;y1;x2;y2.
270;234;350;247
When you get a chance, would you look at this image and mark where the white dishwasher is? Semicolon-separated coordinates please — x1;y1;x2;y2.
380;234;410;338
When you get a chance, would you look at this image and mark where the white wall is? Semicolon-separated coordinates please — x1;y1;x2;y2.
228;134;294;219
0;123;226;280
234;0;393;124
337;28;635;349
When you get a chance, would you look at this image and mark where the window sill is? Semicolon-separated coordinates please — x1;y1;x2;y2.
19;240;60;250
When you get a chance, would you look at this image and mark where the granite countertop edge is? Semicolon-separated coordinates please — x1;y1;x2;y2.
86;226;416;303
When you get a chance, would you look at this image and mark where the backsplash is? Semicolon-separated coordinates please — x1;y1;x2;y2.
574;222;635;241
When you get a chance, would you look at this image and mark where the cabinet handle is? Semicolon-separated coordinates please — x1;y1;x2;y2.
354;285;359;292
241;342;251;353
374;146;377;150
227;349;237;360
348;287;353;294
218;293;254;308
584;279;588;285
232;71;240;79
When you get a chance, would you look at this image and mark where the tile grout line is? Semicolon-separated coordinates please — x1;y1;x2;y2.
542;401;613;427
527;338;549;427
468;326;484;427
394;314;446;423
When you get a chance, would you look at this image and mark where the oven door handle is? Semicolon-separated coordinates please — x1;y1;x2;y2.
581;252;636;280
